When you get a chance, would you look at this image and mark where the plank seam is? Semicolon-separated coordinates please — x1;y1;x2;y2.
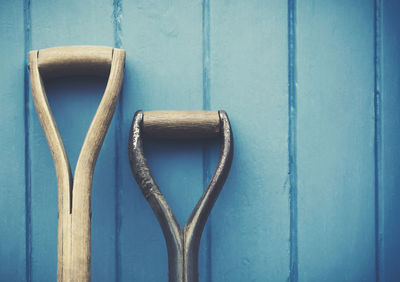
24;0;32;281
288;0;298;281
113;0;123;281
374;0;383;281
113;0;123;49
202;0;212;281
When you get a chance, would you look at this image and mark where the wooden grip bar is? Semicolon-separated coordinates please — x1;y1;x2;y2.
33;46;113;78
143;111;221;139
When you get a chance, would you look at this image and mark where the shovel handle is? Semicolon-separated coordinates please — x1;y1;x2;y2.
33;46;113;78
143;110;220;139
129;110;234;282
29;45;125;282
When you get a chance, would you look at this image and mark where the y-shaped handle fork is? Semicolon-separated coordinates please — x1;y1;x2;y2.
29;46;125;281
128;110;234;282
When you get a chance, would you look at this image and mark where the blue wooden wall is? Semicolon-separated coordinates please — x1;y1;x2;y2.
0;0;399;281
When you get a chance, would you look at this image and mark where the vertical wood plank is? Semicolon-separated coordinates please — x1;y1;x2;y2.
119;1;206;280
0;1;396;281
209;1;290;281
375;0;383;279
297;1;375;281
381;0;400;280
288;0;298;280
29;1;116;280
0;1;27;281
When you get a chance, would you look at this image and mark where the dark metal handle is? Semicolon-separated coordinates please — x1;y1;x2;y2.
128;110;234;282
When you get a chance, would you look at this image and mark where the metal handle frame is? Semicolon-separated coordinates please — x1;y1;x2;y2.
128;110;234;282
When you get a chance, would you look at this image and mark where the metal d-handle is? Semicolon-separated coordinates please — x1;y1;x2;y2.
128;110;234;282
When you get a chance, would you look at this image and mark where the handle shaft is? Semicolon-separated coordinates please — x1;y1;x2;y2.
29;46;125;282
33;46;113;78
143;110;220;139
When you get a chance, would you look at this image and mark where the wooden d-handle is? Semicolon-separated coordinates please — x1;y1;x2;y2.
34;45;113;77
29;46;125;282
143;110;221;139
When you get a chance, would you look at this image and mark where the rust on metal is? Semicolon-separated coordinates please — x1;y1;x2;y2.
128;110;234;282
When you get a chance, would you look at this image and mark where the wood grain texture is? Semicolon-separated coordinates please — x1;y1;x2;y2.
297;1;375;281
382;0;400;280
143;111;220;139
29;1;118;281
0;1;399;281
0;1;27;280
209;1;290;281
37;46;113;77
29;46;125;281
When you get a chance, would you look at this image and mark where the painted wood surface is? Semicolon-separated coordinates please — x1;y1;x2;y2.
297;1;376;281
0;0;399;281
381;0;400;281
0;1;26;281
209;1;290;281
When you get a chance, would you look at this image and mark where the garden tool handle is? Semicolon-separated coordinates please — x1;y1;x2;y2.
129;110;233;282
35;46;113;78
143;110;220;139
29;45;125;282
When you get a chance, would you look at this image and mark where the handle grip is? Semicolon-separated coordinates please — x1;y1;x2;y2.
30;46;113;78
28;45;125;281
143;110;221;139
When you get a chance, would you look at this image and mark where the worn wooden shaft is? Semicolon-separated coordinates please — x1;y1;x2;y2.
143;110;220;139
29;46;125;282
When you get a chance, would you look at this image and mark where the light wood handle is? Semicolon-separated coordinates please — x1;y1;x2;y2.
143;110;220;139
32;46;113;78
29;46;125;282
